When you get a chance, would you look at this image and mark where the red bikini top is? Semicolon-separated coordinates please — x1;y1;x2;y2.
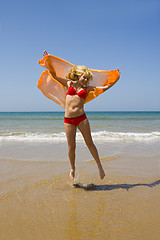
66;86;87;100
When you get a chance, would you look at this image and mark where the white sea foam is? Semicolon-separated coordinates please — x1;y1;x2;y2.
91;131;160;142
0;131;160;143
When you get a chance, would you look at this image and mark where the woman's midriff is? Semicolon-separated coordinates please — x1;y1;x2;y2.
65;95;85;118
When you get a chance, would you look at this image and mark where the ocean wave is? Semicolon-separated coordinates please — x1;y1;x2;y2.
0;131;160;143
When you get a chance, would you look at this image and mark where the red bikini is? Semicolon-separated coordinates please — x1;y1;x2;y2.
64;113;87;126
64;86;87;126
66;86;87;100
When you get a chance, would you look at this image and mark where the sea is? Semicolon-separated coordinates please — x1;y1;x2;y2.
0;111;160;162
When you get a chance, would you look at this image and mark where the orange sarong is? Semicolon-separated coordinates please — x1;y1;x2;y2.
37;54;120;108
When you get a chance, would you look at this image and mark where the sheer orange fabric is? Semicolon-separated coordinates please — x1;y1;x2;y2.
37;55;120;108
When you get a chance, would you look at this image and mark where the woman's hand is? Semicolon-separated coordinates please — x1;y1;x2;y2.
43;50;48;57
95;83;113;91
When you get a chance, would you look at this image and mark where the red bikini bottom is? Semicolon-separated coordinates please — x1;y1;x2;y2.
64;113;87;126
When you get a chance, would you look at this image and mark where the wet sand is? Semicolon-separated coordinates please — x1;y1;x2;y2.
0;153;160;240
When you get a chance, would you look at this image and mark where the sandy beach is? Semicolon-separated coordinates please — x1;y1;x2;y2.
0;143;159;240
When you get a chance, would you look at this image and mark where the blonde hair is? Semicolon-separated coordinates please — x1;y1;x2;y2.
66;65;93;82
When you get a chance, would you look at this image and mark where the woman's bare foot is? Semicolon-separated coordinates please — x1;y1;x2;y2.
99;168;105;179
69;169;75;180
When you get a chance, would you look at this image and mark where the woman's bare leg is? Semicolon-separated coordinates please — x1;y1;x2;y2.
78;119;105;179
64;123;77;179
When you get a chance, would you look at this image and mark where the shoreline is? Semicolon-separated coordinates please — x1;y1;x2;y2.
0;140;160;162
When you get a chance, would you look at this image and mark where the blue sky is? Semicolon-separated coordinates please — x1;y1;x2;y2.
0;0;160;111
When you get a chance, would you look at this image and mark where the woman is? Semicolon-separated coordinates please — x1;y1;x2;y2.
43;51;116;180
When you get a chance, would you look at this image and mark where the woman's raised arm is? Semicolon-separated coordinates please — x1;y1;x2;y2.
87;67;120;92
43;50;69;87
